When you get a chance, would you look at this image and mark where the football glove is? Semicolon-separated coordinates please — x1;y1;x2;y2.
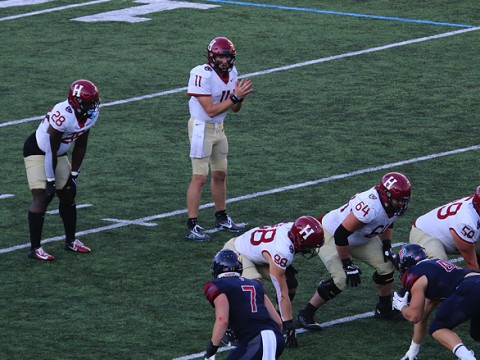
341;258;362;287
400;340;420;360
63;172;78;201
284;320;298;348
204;341;218;360
44;180;56;207
383;240;399;268
393;290;410;312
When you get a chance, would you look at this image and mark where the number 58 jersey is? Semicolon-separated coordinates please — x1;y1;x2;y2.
234;222;295;270
415;196;480;252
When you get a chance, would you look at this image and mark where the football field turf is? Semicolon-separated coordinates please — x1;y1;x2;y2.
1;1;479;359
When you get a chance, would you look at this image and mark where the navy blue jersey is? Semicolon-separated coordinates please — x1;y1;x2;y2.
402;259;474;300
204;276;280;340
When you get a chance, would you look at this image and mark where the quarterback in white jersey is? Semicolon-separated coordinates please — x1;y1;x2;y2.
185;37;253;243
223;216;324;347
298;172;412;331
23;79;100;261
410;187;480;269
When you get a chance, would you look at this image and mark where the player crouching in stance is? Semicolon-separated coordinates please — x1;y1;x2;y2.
222;215;325;347
394;244;480;360
23;79;100;260
203;250;285;360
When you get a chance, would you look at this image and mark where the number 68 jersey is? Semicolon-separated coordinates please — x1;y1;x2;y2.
234;222;295;270
414;196;480;252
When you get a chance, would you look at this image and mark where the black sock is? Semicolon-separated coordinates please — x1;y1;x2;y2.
59;202;77;242
215;210;227;221
187;218;198;228
28;211;45;250
304;302;318;317
378;295;391;308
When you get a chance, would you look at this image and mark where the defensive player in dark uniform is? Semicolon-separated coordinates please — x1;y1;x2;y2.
203;249;285;360
393;244;480;360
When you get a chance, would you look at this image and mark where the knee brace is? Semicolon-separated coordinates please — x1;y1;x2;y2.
372;271;395;285
316;278;342;302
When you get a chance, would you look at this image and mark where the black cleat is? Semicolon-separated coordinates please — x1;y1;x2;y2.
297;310;322;331
215;215;246;233
374;304;405;321
185;224;210;242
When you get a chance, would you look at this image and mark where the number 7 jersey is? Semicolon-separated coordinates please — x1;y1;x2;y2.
414;196;480;252
234;222;296;270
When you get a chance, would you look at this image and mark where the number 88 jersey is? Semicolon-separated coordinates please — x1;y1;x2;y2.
234;222;295;270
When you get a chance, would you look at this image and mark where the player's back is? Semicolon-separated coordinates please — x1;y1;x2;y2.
214;276;279;339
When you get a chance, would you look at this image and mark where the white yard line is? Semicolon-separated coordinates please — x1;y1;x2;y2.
1;144;479;254
1;26;479;128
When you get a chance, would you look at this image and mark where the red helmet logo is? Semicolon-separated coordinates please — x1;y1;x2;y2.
68;79;100;120
289;216;324;256
375;172;411;216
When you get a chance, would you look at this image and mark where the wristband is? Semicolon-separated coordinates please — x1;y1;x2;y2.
230;94;242;104
47;177;55;182
71;171;79;177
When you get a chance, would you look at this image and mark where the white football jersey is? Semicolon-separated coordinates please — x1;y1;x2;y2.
234;222;295;270
322;187;397;247
36;100;98;155
187;64;238;124
415;196;480;252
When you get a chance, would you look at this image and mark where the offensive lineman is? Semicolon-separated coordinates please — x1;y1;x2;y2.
23;79;100;260
409;186;480;269
222;216;325;347
298;172;412;330
185;36;253;242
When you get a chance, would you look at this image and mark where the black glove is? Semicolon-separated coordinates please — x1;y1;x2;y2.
204;340;219;359
283;319;298;348
63;172;78;200
382;240;399;268
342;258;362;287
44;180;56;207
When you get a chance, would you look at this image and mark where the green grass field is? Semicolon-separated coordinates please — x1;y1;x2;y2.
1;1;479;359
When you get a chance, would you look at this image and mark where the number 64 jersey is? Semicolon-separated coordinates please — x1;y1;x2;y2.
414;196;480;252
234;222;296;270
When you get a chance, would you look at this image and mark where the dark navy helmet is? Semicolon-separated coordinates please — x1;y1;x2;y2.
210;249;242;278
398;244;427;273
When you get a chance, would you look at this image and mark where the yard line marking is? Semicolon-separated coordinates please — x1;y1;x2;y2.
101;218;158;227
204;0;475;28
2;26;479;128
1;144;478;255
0;0;111;22
0;194;15;199
46;203;93;215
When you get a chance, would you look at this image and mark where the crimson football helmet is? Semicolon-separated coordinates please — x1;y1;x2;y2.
473;186;480;216
288;216;324;257
68;79;100;120
397;244;426;274
375;172;411;216
210;249;242;278
206;37;236;73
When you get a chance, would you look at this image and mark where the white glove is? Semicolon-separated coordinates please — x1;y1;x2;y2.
401;340;420;360
393;290;410;311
